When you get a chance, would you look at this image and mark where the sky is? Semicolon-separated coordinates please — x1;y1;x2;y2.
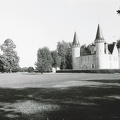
0;0;120;68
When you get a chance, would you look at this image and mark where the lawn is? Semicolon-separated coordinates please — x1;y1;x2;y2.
0;72;120;120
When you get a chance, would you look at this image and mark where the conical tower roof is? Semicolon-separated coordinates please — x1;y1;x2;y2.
95;24;105;43
72;32;80;46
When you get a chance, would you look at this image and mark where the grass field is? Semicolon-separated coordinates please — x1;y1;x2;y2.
0;72;120;120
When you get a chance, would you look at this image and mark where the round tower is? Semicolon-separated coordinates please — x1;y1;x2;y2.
95;24;105;69
72;32;80;69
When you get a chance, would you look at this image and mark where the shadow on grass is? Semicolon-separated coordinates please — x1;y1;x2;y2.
0;83;120;120
87;79;120;84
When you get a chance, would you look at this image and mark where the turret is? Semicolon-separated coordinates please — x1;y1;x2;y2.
72;32;80;69
95;24;105;55
95;24;105;69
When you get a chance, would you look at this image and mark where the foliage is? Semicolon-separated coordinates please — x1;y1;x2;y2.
0;55;9;72
18;67;28;72
65;43;72;69
28;67;34;73
116;9;120;15
35;47;53;73
57;40;72;69
51;50;61;68
117;40;120;48
80;44;92;56
0;39;19;72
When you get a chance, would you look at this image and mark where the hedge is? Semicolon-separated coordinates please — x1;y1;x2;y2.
56;69;120;73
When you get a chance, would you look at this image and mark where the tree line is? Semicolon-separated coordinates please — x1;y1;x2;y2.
1;39;120;73
35;40;72;73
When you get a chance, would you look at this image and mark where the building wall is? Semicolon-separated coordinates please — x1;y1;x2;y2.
73;57;80;69
108;55;119;69
96;54;109;69
96;54;119;69
73;52;119;70
79;55;96;69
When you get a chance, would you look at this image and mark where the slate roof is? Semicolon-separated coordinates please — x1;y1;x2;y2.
95;24;105;43
108;43;116;54
72;32;80;46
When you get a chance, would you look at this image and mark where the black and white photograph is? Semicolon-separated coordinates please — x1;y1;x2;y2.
0;0;120;120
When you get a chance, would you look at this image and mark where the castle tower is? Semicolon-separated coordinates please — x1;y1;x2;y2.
95;24;105;69
72;32;80;69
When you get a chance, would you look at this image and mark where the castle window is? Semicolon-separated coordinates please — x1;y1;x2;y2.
91;64;95;69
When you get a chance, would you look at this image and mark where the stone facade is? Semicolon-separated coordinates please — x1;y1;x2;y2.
72;24;120;70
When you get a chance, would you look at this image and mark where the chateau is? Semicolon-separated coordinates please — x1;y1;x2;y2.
72;24;120;70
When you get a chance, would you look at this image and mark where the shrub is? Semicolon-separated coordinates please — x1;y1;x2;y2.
28;67;34;73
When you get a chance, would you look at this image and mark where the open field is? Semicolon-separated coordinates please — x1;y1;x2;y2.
0;73;120;120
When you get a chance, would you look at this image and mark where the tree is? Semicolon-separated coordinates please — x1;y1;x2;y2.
19;67;28;72
80;44;91;56
65;43;72;69
28;67;34;73
0;55;8;72
51;50;61;68
0;39;19;72
35;47;53;73
57;40;72;69
117;40;120;48
117;9;120;15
